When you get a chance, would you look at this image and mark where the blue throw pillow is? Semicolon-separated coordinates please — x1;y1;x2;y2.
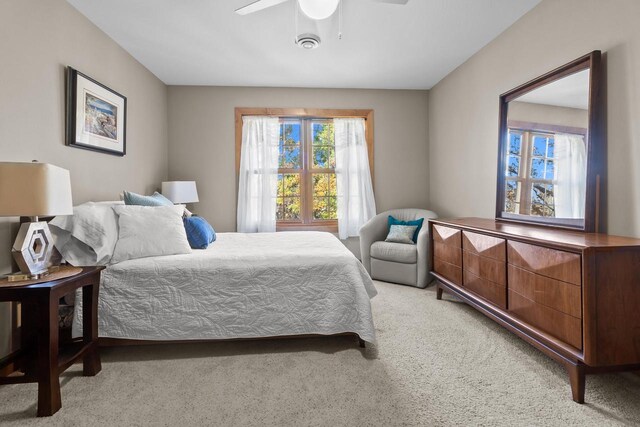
183;216;216;249
388;215;424;243
123;191;174;207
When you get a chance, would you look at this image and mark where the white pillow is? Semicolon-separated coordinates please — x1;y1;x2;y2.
49;201;122;265
385;224;418;244
52;232;98;266
110;205;192;264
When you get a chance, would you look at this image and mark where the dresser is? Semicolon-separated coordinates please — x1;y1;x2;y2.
429;217;640;403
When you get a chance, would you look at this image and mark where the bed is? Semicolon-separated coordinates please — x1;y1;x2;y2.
72;231;377;345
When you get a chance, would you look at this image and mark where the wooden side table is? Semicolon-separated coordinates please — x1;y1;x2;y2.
0;266;104;416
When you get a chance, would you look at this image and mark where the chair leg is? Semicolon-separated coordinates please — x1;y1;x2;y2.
436;283;444;300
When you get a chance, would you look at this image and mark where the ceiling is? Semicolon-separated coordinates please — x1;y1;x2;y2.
516;70;590;110
66;0;541;89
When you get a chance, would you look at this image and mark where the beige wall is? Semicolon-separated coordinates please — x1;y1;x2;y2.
428;0;640;238
508;101;588;130
167;87;429;233
0;0;169;355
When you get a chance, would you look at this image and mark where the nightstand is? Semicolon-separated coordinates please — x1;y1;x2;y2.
0;266;103;417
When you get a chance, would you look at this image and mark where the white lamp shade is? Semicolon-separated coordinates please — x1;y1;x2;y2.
299;0;340;20
161;181;199;204
0;162;73;217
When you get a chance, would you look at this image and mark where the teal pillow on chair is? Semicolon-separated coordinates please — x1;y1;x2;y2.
183;216;216;249
123;191;173;207
388;215;424;243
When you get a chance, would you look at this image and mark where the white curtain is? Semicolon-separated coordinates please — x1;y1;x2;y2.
334;118;376;240
554;133;586;218
237;116;280;232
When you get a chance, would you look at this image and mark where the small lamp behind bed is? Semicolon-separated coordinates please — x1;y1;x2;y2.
161;181;199;205
161;181;199;216
0;162;73;279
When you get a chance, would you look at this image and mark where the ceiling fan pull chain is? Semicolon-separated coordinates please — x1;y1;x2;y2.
294;0;299;44
338;0;343;40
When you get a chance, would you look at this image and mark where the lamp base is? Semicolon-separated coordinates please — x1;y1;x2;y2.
11;221;56;277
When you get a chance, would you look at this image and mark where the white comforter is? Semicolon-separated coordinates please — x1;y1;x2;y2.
73;232;377;343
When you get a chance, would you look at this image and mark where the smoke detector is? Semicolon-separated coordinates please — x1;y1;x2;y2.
295;33;321;49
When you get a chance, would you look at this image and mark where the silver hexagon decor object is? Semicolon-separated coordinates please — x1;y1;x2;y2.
12;221;54;277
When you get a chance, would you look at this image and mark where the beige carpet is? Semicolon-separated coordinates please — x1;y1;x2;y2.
2;281;640;426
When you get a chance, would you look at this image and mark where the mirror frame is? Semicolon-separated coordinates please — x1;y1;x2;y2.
495;50;606;233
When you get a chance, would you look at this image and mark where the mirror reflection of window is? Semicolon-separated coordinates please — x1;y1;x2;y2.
504;128;585;219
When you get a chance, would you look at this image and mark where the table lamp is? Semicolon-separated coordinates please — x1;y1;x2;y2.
161;181;199;205
0;162;73;279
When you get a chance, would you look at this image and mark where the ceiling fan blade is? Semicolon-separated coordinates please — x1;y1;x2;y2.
235;0;289;15
366;0;409;4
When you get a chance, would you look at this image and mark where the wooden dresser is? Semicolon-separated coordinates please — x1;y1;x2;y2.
429;217;640;403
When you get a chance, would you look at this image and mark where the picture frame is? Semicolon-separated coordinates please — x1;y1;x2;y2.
65;66;127;156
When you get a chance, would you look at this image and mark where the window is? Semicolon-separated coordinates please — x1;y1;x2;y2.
276;118;338;228
504;129;556;217
235;108;373;232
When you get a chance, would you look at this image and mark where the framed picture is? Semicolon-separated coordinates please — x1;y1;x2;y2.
65;67;126;156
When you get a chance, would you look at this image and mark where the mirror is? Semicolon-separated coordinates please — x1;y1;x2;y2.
496;51;605;232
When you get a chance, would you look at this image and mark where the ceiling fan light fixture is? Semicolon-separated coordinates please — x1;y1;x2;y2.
298;0;340;20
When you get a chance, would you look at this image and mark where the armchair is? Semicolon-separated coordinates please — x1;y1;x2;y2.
359;208;438;288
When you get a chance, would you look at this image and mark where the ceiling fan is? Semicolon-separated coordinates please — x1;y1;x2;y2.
236;0;409;20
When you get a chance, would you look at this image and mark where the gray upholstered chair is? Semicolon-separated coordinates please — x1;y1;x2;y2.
359;208;438;288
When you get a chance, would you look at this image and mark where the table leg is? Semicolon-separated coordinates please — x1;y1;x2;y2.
36;294;61;417
20;301;37;376
82;283;101;376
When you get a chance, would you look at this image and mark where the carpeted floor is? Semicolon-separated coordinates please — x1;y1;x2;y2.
2;281;640;426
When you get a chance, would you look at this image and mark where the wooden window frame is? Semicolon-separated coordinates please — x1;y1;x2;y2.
235;108;374;232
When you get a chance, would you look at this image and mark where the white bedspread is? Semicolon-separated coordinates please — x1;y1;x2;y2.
73;232;377;343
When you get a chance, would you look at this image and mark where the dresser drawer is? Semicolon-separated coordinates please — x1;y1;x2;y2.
507;241;581;286
432;225;461;248
463;270;506;309
463;250;506;285
434;241;462;267
508;265;581;318
508;290;582;350
434;257;462;285
463;231;506;261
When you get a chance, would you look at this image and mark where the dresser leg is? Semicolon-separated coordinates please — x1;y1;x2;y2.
567;363;585;404
436;284;443;300
37;295;61;417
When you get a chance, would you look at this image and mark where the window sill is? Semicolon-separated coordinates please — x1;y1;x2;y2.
276;222;338;233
